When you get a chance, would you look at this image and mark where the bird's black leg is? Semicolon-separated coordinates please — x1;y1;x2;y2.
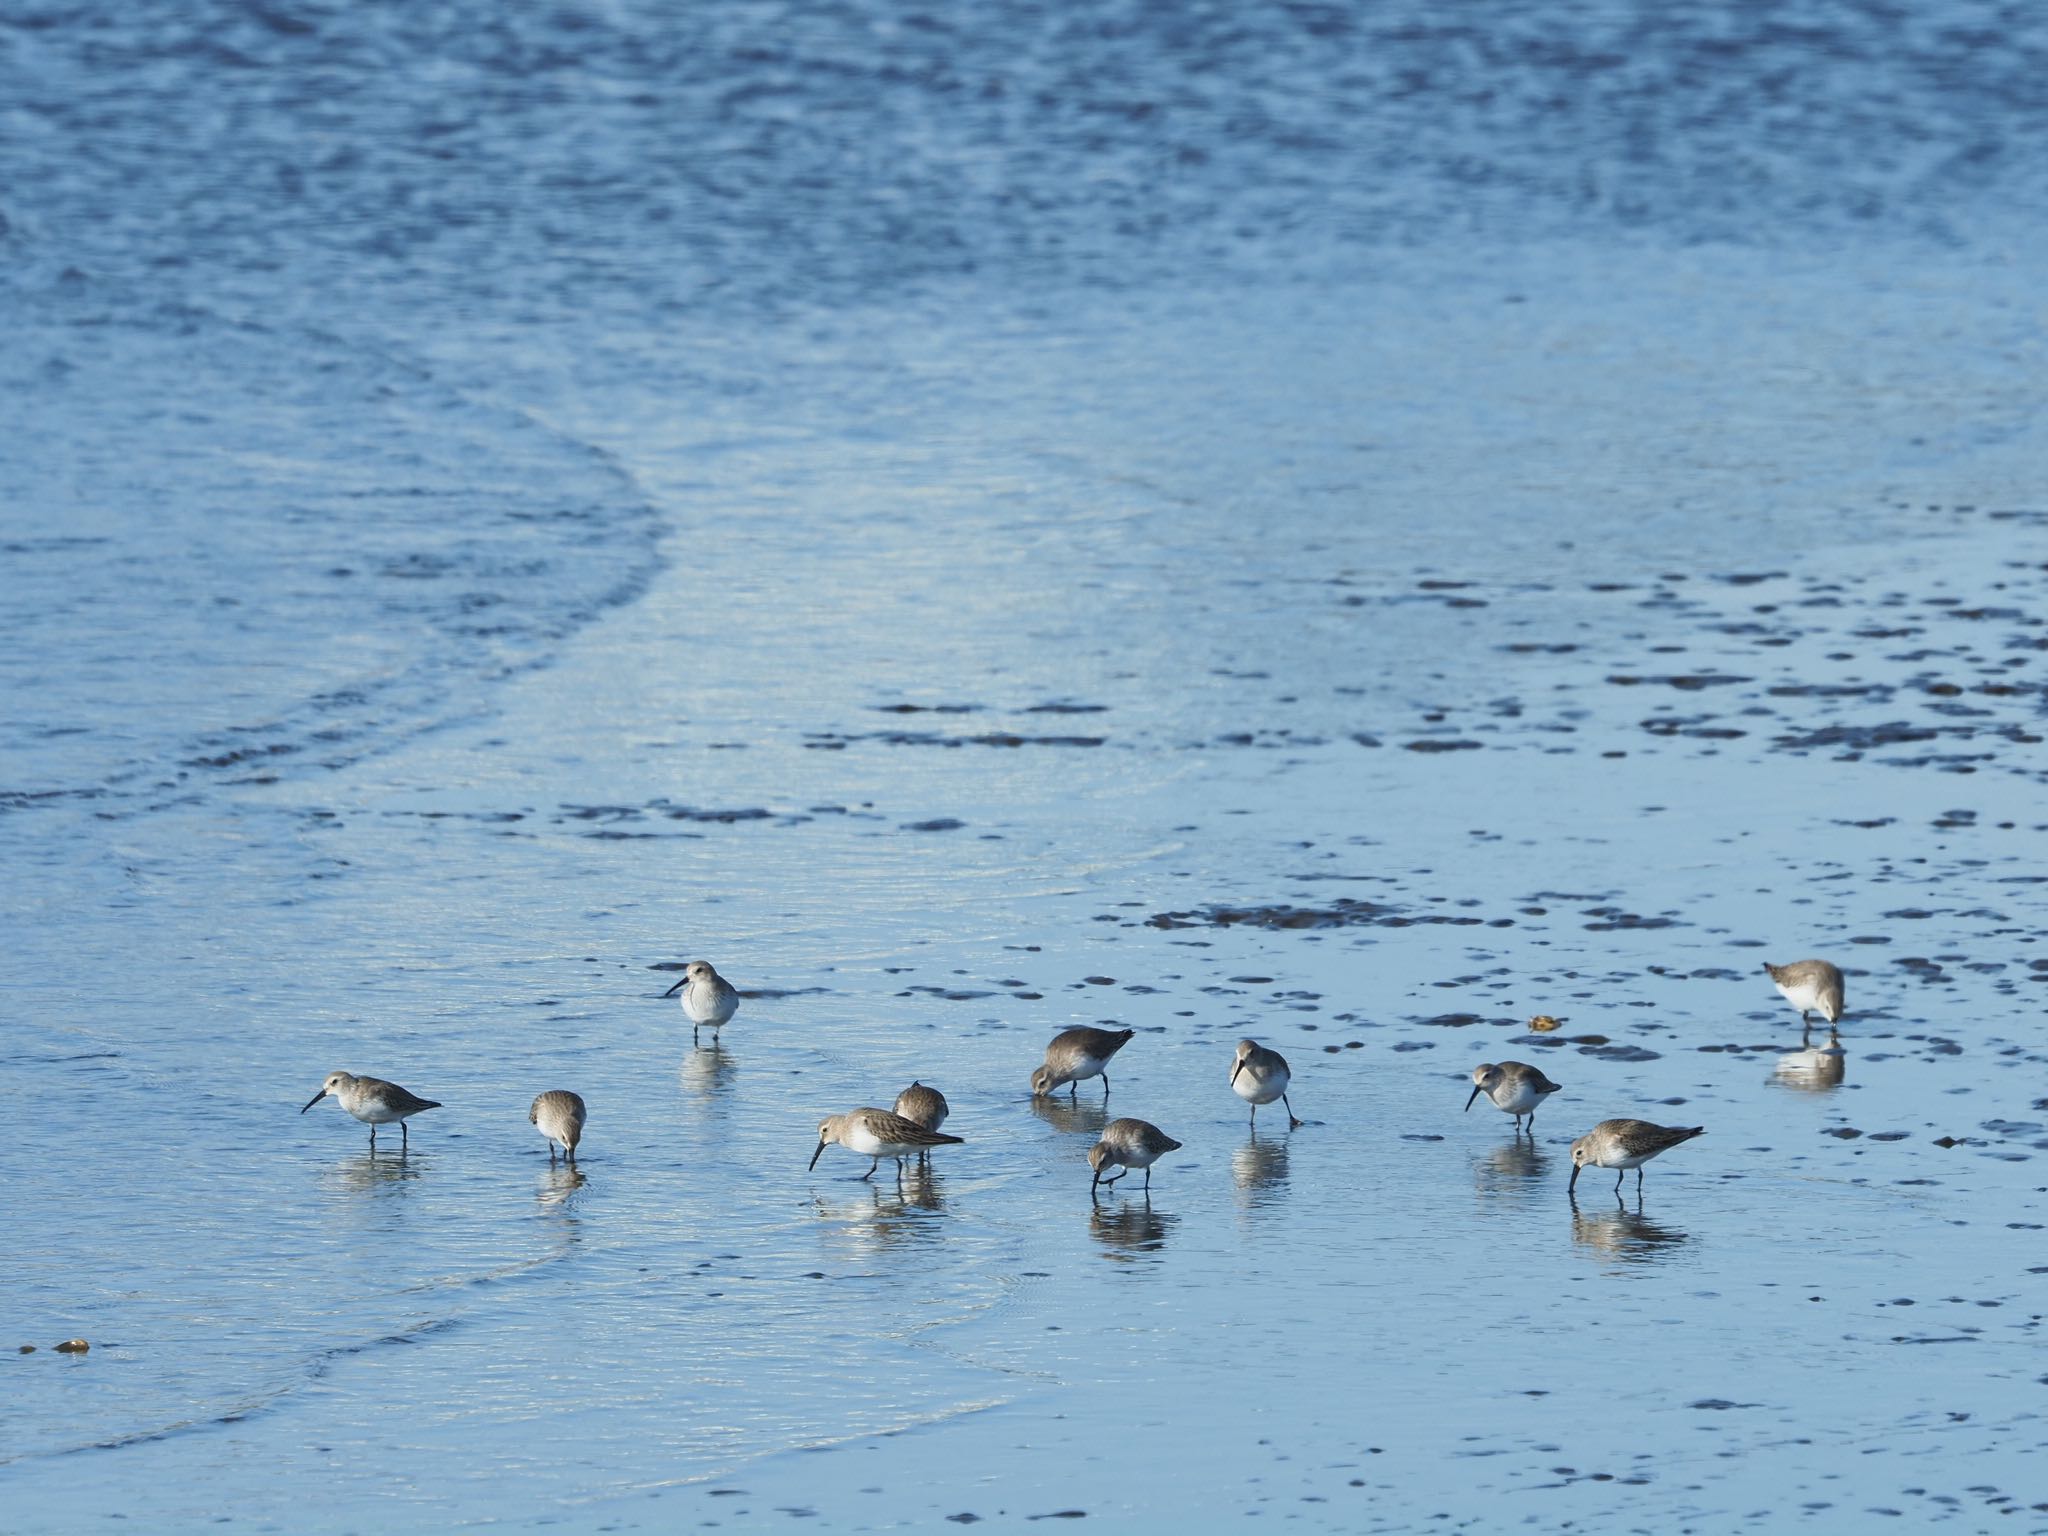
862;1158;879;1181
401;1121;409;1152
1143;1166;1152;1192
1613;1168;1624;1193
1101;1074;1110;1100
1249;1102;1258;1127
1069;1081;1078;1102
1283;1094;1301;1129
368;1125;377;1151
1636;1167;1645;1194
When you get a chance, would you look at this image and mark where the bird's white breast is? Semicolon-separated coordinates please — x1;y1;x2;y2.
343;1093;405;1124
682;980;736;1026
1593;1146;1648;1169
842;1123;907;1158
1489;1079;1542;1115
1775;978;1825;1012
1232;1064;1287;1104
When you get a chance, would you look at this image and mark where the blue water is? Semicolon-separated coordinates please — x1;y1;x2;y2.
6;2;2048;1529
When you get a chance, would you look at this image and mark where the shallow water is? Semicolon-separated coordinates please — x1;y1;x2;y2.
5;1;2048;1530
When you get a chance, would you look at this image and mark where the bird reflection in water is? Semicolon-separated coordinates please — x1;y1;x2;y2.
1232;1131;1290;1208
1472;1136;1549;1201
897;1162;946;1212
1569;1196;1689;1263
1029;1093;1108;1139
678;1041;736;1106
537;1163;587;1210
811;1180;947;1257
1090;1196;1178;1261
325;1148;427;1196
1773;1037;1846;1093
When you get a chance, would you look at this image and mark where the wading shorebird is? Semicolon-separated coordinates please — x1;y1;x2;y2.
662;960;739;1044
1030;1026;1135;1100
1763;959;1844;1039
810;1108;963;1181
1087;1117;1182;1195
301;1072;441;1151
530;1089;587;1164
1229;1039;1302;1128
1465;1061;1562;1136
891;1082;950;1163
1568;1119;1705;1197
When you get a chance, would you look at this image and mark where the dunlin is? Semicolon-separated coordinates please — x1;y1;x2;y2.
1087;1117;1182;1194
663;960;739;1043
1763;959;1844;1037
891;1082;950;1164
301;1071;441;1151
809;1108;963;1180
1030;1026;1135;1100
1229;1039;1301;1128
1465;1061;1562;1135
892;1081;949;1132
1568;1119;1704;1196
530;1089;587;1163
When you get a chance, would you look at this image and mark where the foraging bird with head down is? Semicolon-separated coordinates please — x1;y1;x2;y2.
530;1089;586;1163
1568;1119;1704;1197
891;1082;950;1165
810;1108;963;1181
1030;1026;1134;1100
1763;958;1844;1039
1087;1117;1182;1195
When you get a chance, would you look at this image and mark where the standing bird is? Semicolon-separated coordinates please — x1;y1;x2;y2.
891;1082;950;1164
663;960;740;1044
1087;1117;1183;1195
530;1089;587;1164
301;1071;441;1151
810;1108;963;1181
1568;1119;1705;1197
1030;1026;1135;1100
1229;1039;1302;1128
1763;959;1844;1039
1465;1061;1562;1135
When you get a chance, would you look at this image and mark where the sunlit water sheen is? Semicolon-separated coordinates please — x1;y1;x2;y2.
5;1;2048;1529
